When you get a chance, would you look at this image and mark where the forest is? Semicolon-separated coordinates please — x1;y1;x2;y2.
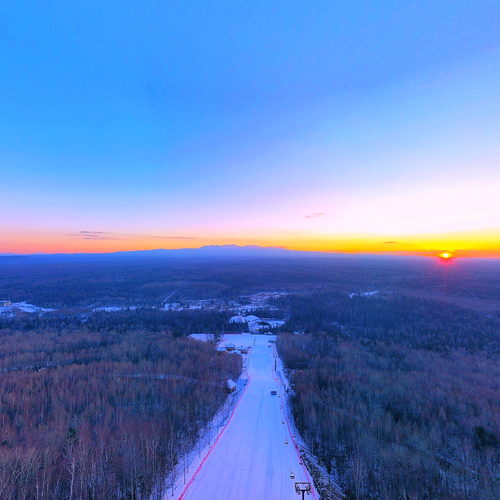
277;293;499;499
0;310;241;499
1;254;499;309
0;256;499;499
278;293;500;352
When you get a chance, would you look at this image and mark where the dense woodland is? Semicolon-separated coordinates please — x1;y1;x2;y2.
0;256;499;499
278;293;500;352
0;308;244;338
0;311;241;499
278;294;499;499
1;254;499;309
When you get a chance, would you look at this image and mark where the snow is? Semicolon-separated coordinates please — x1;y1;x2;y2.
0;302;54;315
229;315;246;324
93;306;138;312
239;291;288;311
162;291;288;314
228;314;285;333
245;315;284;333
167;334;318;500
244;314;259;322
265;319;286;328
0;290;291;319
89;291;289;328
349;290;379;299
189;333;223;342
162;302;184;311
93;306;123;312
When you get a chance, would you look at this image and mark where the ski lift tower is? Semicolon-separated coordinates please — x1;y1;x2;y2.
295;482;312;500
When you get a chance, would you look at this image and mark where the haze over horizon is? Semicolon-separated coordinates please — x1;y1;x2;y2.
1;1;500;258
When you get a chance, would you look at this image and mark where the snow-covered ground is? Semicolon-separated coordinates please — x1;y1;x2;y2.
162;292;287;314
0;301;55;316
93;305;138;312
349;290;379;299
229;314;285;333
168;333;318;500
0;291;289;320
161;292;287;332
238;291;288;312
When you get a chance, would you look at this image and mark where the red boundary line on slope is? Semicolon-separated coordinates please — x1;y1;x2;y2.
177;371;251;500
272;346;318;499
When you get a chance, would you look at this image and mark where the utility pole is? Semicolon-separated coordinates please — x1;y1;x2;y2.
295;482;312;500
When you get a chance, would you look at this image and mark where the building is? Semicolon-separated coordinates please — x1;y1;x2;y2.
229;315;246;324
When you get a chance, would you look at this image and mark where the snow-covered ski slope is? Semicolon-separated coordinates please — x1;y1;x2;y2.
178;334;317;500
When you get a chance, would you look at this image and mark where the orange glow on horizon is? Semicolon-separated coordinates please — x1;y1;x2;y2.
439;251;452;259
1;228;499;259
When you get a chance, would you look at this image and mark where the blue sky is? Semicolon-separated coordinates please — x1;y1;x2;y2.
1;1;499;254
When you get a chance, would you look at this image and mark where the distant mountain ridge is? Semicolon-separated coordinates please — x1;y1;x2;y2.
4;244;423;263
3;245;488;262
1;245;305;260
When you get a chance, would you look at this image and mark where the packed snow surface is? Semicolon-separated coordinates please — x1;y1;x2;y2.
173;333;317;500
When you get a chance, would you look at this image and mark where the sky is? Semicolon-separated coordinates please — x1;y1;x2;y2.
1;1;499;257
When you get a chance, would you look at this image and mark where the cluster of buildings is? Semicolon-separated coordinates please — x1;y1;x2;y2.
229;314;285;333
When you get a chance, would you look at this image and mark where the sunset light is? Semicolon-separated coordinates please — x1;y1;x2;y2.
0;1;499;260
438;251;453;260
1;3;499;500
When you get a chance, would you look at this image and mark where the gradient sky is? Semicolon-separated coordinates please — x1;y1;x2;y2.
1;1;499;256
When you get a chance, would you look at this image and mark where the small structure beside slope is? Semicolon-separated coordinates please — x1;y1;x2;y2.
226;379;237;393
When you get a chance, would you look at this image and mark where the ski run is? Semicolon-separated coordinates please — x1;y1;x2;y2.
163;333;318;500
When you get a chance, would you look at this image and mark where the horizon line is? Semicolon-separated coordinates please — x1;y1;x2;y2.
1;244;500;260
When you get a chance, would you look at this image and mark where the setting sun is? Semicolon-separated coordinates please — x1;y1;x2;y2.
1;3;500;499
439;251;453;260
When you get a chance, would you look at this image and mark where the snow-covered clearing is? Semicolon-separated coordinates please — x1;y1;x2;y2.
229;315;285;333
166;333;318;500
348;290;379;299
93;305;138;312
0;301;54;316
